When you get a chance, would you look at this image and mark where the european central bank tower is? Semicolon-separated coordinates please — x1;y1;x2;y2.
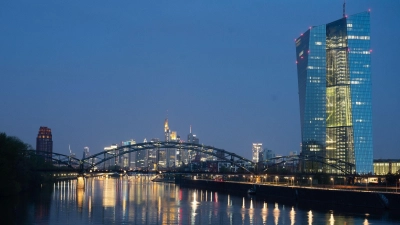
295;11;372;174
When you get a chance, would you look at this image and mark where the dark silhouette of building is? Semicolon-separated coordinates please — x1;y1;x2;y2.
36;126;53;162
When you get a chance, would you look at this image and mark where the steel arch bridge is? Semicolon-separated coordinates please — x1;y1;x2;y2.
81;141;254;173
25;150;81;168
31;142;357;176
262;154;356;175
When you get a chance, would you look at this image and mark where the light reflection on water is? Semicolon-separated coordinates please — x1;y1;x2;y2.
20;177;396;224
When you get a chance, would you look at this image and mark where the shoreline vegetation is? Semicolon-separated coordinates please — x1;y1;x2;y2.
0;132;56;197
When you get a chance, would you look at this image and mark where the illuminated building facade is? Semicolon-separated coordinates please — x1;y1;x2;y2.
164;118;170;142
163;118;178;168
36;126;53;162
252;143;263;163
373;159;400;175
296;12;373;174
104;144;118;169
122;139;136;169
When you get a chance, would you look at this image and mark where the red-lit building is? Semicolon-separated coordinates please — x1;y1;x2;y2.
36;126;53;162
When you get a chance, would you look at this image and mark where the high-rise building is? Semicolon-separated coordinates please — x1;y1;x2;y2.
164;118;178;167
187;126;199;144
122;140;135;169
83;146;90;158
164;118;170;142
295;11;373;174
187;125;199;164
104;144;118;169
252;143;263;163
148;138;159;170
135;138;147;169
36;126;53;162
263;148;276;165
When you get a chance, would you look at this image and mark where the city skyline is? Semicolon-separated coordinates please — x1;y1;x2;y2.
1;1;400;160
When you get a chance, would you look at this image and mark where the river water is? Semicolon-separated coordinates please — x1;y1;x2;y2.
5;176;400;224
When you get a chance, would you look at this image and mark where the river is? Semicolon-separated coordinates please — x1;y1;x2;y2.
3;176;400;224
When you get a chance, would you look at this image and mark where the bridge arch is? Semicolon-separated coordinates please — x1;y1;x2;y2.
82;141;255;173
26;150;82;168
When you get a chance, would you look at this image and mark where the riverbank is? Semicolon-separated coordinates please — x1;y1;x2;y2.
176;177;400;210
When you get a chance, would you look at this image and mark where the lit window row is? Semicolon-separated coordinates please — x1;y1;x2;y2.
348;35;370;40
349;51;370;54
307;66;324;70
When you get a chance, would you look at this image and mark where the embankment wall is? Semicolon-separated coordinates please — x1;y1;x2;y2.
176;178;400;210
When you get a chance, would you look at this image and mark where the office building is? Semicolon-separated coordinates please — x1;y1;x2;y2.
148;138;160;170
373;159;400;175
104;144;118;169
252;143;263;163
83;147;90;158
36;126;53;162
296;11;373;174
263;148;276;164
164;118;170;142
187;126;199;164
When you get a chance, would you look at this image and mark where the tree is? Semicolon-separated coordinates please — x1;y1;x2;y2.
0;132;50;196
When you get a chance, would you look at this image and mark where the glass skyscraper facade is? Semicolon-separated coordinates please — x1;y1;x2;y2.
295;12;372;174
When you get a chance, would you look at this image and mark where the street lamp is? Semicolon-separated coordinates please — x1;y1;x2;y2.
331;177;334;188
292;177;295;186
275;176;279;185
309;177;312;187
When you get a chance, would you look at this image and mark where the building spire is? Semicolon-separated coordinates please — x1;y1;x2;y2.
190;125;192;134
343;0;346;18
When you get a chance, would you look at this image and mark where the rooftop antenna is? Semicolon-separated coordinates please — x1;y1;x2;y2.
190;125;192;134
69;144;71;154
343;0;346;18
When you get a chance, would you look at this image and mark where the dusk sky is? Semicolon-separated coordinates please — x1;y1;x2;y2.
1;1;399;160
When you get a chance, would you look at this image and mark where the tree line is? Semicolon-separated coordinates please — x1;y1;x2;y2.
0;132;54;196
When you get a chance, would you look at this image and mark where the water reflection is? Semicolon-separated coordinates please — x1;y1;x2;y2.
290;206;295;225
8;177;399;224
308;210;313;225
272;203;280;225
329;212;334;225
262;202;268;224
76;188;84;212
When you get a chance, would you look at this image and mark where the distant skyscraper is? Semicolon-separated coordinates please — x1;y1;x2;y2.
187;125;199;164
295;11;373;174
122;139;136;169
164;118;170;142
36;126;53;162
83;147;90;158
187;125;199;144
252;143;263;163
104;144;118;169
263;148;276;164
164;118;178;167
148;138;159;170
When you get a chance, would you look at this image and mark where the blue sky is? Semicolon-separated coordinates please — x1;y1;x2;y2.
1;1;399;160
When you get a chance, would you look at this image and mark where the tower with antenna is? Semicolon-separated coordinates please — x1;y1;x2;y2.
295;8;373;174
343;0;346;17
